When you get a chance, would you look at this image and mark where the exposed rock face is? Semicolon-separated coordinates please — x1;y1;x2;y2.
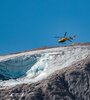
0;56;90;100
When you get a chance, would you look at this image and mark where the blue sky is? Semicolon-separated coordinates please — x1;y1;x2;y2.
0;0;90;54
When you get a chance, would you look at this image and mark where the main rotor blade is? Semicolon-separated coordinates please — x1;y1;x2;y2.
64;32;67;37
69;35;76;40
68;39;72;42
69;37;73;40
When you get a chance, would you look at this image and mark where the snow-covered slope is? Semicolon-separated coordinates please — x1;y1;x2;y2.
0;46;90;87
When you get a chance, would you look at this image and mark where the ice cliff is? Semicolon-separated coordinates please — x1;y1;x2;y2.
0;45;90;88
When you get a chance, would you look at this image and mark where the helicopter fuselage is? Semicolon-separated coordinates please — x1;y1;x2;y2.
58;38;69;43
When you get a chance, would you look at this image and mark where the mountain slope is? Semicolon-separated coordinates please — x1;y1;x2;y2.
0;54;90;100
0;45;90;88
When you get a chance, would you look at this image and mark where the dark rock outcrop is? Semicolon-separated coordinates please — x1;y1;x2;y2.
0;56;90;100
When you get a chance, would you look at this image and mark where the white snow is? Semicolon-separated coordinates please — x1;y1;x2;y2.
0;46;90;88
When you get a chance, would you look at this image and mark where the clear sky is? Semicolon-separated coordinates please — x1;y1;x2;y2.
0;0;90;54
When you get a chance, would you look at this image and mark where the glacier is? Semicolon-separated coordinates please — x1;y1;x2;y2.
0;46;90;88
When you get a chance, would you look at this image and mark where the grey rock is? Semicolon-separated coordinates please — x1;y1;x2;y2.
0;56;90;100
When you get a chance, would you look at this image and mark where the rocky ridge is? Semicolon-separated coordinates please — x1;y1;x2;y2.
0;55;90;100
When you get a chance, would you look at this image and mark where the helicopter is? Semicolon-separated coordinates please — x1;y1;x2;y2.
55;32;76;43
